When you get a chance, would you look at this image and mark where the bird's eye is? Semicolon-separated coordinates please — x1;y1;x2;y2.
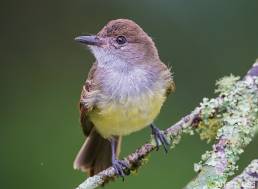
116;36;127;45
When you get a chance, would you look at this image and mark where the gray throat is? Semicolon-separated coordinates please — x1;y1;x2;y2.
95;59;161;101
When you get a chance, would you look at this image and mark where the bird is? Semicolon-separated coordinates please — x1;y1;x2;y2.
73;19;175;177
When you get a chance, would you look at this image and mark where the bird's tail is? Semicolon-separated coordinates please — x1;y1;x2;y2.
73;129;122;176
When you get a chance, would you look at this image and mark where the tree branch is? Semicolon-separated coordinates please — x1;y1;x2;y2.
185;62;258;189
224;159;258;189
75;60;258;189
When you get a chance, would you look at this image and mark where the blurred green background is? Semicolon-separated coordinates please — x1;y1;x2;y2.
1;0;258;188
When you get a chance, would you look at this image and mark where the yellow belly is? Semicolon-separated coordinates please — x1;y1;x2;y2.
89;92;166;138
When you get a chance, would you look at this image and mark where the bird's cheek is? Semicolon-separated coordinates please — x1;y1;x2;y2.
100;42;110;49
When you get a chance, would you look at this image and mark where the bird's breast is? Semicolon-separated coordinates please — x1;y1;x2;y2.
89;67;167;138
89;89;166;138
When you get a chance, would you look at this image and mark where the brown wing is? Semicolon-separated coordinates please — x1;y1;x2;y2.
79;63;97;136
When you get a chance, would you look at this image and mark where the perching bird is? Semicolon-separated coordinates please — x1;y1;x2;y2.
73;19;175;177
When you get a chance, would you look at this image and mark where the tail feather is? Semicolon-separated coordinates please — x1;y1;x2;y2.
73;129;121;176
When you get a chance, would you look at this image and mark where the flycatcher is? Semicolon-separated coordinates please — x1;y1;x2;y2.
73;19;175;177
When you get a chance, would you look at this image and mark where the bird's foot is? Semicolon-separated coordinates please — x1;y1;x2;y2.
112;159;129;179
151;124;170;153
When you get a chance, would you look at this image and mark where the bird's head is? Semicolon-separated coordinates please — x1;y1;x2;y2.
75;19;159;65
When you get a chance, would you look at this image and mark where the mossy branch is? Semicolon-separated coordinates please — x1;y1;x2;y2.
75;60;258;189
185;61;258;189
224;159;258;189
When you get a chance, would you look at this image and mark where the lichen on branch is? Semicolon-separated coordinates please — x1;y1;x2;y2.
224;159;258;189
185;64;258;189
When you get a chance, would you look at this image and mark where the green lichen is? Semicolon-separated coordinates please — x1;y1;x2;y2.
255;77;258;85
197;118;221;143
215;74;240;94
185;74;258;189
170;134;182;149
200;98;221;124
224;159;258;189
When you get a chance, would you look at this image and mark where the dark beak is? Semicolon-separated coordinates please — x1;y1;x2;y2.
74;35;104;46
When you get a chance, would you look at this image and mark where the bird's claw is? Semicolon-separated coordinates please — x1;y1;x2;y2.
112;159;129;180
151;124;170;153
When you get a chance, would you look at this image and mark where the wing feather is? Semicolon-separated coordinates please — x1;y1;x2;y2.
79;63;98;136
